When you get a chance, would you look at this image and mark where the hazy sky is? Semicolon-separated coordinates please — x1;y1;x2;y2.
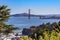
0;0;60;15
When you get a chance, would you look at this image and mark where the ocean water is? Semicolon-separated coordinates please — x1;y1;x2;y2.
5;17;60;32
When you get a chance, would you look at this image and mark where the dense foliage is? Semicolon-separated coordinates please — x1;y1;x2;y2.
29;21;60;40
0;5;19;35
0;5;10;22
21;21;60;40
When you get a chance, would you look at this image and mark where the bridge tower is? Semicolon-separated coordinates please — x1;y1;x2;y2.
28;9;30;19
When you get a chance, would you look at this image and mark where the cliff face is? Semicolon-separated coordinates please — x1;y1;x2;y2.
22;28;32;36
22;24;53;36
22;26;37;36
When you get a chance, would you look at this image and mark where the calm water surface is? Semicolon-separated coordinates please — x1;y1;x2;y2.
6;17;60;32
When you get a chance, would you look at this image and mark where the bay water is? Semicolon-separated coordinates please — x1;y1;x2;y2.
6;17;60;32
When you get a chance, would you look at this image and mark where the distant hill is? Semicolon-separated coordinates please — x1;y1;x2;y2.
10;13;44;17
40;14;60;19
10;13;60;19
